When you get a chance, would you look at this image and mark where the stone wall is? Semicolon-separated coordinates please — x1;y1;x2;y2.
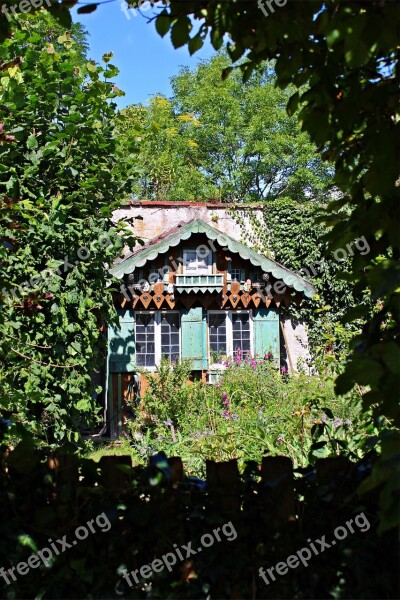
112;200;266;248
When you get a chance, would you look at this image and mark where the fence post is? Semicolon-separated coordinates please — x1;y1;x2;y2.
48;453;79;486
169;456;184;488
206;459;240;518
261;456;295;526
100;455;132;491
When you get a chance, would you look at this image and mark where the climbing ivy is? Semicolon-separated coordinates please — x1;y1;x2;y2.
0;15;136;444
148;0;399;531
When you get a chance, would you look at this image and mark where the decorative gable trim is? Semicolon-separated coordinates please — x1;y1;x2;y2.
110;219;315;299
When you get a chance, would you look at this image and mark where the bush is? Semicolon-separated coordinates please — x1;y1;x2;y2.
122;352;370;477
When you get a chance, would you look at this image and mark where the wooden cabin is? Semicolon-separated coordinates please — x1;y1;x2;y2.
105;202;315;437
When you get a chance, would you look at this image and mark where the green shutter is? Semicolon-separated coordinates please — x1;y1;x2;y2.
108;309;136;373
254;308;280;360
181;306;207;370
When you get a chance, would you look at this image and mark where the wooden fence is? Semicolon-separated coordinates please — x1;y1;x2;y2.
3;450;396;599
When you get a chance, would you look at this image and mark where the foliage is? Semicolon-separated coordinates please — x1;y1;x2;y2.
246;197;369;358
116;52;333;202
0;441;398;599
0;3;73;42
0;15;136;445
115;97;213;201
138;356;194;426
146;0;400;532
122;354;369;478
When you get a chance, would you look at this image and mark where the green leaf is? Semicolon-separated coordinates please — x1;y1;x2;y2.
102;52;113;63
171;17;192;49
77;4;97;14
27;135;38;150
18;534;38;552
188;33;204;56
155;12;171;38
287;92;300;117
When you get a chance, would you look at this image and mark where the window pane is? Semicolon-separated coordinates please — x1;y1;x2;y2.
231;312;251;356
160;313;180;363
135;313;155;367
209;313;227;356
184;249;210;274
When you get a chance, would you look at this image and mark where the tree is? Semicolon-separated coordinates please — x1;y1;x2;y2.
149;0;399;532
117;52;333;202
115;96;212;200
0;14;135;444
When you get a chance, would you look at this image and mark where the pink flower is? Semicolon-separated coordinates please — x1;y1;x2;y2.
251;360;257;369
235;347;243;365
222;392;230;407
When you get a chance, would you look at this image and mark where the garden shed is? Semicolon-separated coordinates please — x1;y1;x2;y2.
106;202;315;436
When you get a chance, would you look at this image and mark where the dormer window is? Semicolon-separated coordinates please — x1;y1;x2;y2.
183;248;212;275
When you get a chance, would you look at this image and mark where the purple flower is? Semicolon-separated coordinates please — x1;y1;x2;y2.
333;418;343;428
235;348;243;365
281;366;288;374
251;359;257;369
222;392;228;402
345;419;352;426
221;409;230;419
276;435;284;446
232;414;239;420
321;414;328;423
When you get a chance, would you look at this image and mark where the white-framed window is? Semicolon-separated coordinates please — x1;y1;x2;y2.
135;311;181;369
183;248;212;275
208;310;253;367
160;312;180;363
229;268;246;283
135;312;156;367
232;311;251;354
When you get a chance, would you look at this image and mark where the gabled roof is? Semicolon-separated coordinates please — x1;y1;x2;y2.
110;219;315;298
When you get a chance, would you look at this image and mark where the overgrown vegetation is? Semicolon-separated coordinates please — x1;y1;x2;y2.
0;15;137;444
86;356;380;480
148;0;400;534
116;52;333;203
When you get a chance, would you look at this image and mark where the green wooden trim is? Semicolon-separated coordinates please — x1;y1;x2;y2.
108;374;114;437
108;309;136;373
110;219;315;298
117;373;122;437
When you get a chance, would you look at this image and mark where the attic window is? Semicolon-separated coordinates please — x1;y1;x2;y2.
183;248;212;275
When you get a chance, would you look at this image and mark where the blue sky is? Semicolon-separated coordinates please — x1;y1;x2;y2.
72;3;216;109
